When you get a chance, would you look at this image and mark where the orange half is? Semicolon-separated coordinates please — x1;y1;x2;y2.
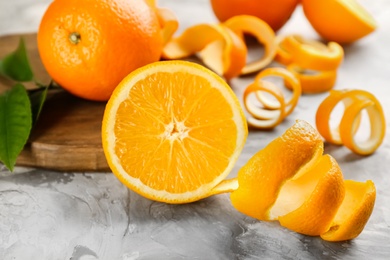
102;60;247;203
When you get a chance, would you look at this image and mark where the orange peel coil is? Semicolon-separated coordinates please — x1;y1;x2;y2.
316;89;386;155
162;23;247;80
230;120;376;241
275;35;344;94
243;67;301;129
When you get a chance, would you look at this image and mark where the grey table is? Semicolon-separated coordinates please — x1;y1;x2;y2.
1;0;389;259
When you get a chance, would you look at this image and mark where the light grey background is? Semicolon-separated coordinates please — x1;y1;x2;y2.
1;0;389;259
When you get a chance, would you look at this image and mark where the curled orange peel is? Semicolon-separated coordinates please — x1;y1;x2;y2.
223;15;277;75
285;65;337;94
280;35;344;71
243;67;301;129
275;35;344;94
162;23;247;79
316;89;386;155
162;15;278;79
212;120;376;241
156;7;179;46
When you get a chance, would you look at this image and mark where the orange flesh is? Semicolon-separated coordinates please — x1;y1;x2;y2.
113;72;237;193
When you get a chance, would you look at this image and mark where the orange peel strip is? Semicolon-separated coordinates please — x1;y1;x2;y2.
321;180;376;241
280;35;344;71
254;67;301;116
243;67;301;129
155;7;179;46
227;120;376;241
316;89;386;155
162;23;247;79
224;15;277;75
286;64;337;94
244;81;286;129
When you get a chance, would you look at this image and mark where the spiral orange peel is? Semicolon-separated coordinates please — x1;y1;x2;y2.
162;23;247;79
226;120;376;241
275;35;344;94
243;67;301;129
162;15;277;79
223;15;277;75
316;89;386;155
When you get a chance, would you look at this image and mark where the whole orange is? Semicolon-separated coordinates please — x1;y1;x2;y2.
37;0;163;101
210;0;300;32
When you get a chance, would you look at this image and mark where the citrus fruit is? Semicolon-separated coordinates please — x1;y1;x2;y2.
102;60;248;203
210;0;301;32
37;0;163;101
301;0;377;43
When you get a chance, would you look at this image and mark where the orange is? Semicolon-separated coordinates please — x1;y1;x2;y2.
102;60;248;203
210;0;301;32
301;0;377;44
37;0;163;101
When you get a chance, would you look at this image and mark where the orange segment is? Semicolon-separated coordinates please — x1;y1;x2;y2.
321;180;376;241
230;120;324;220
102;60;247;203
162;23;247;80
224;15;277;75
302;0;377;43
276;155;345;236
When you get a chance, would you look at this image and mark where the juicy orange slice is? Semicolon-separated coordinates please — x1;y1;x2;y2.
162;23;247;79
243;67;301;129
316;89;386;155
302;0;377;43
230;120;324;220
321;180;376;241
102;60;248;203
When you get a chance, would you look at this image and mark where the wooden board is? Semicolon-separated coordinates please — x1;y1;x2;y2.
0;33;110;172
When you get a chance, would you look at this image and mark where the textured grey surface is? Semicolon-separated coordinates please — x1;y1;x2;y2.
1;0;390;259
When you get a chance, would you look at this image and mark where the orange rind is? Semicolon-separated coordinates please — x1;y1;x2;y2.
228;120;376;241
316;89;386;155
243;67;301;129
275;35;343;94
162;23;247;80
223;15;277;75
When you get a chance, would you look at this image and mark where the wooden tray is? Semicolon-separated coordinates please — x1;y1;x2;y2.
0;33;110;172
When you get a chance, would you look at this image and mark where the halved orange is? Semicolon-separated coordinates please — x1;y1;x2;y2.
102;60;248;203
302;0;377;43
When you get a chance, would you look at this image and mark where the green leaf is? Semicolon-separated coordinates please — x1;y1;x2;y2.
0;83;32;171
0;37;33;82
29;84;49;126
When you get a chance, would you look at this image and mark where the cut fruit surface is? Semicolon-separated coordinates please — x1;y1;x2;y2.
102;60;247;203
302;0;377;43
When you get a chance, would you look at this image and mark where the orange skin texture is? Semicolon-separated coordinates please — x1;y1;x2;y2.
210;0;301;31
37;0;163;101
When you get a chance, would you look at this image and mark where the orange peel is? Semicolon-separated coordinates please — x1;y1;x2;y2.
285;65;337;94
243;67;301;129
280;35;344;71
162;23;247;79
226;120;376;241
275;35;343;94
316;89;386;155
224;15;277;75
